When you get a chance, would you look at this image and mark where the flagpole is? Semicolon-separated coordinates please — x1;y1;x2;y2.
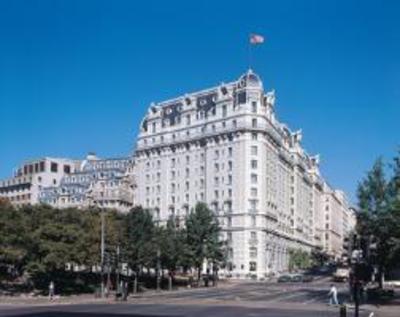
248;34;252;70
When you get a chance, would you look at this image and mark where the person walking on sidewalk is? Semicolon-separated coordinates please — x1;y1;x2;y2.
328;284;339;305
49;281;55;301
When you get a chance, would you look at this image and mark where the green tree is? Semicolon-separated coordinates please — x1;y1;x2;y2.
356;154;400;287
185;203;225;280
123;206;157;275
288;249;311;272
0;200;30;278
157;217;192;274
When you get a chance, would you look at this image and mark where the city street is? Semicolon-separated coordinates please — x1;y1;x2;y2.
0;278;375;317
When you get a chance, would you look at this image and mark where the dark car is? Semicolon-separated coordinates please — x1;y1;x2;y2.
277;274;292;283
278;273;314;283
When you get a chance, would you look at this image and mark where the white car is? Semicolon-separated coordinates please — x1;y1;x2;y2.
333;268;350;282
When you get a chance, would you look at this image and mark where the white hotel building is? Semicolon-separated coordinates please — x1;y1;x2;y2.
0;69;355;278
133;69;348;278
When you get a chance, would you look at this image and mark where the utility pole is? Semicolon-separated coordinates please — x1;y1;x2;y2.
100;209;105;298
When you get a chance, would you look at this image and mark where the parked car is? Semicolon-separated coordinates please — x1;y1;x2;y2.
277;274;314;283
277;274;292;283
291;274;303;282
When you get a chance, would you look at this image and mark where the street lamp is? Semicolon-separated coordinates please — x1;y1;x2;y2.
100;209;106;298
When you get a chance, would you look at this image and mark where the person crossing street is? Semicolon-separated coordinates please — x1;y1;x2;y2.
328;284;339;305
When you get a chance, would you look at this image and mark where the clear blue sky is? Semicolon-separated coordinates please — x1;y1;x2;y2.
0;0;399;202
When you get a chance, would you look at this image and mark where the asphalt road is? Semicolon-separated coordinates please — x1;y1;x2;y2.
0;303;368;317
0;277;372;317
142;276;350;305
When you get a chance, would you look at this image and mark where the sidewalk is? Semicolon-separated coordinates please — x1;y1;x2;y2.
0;294;111;306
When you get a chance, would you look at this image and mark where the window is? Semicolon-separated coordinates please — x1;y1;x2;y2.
251;215;256;226
50;162;58;173
63;165;71;174
215;163;219;172
251;146;258;155
251;188;257;197
185;168;190;178
251;160;257;169
222;104;227;117
251;231;257;240
214;150;219;159
186;155;190;164
251;173;258;184
250;247;257;258
232;120;237;128
214;177;219;186
228;175;232;185
228;161;233;171
152;122;156;133
186;114;191;125
29;165;33;173
222;121;226;128
249;261;257;271
34;163;39;173
251;101;257;113
238;91;246;104
252;132;258;140
252;118;257;128
185;181;190;191
228;147;233;157
250;199;257;210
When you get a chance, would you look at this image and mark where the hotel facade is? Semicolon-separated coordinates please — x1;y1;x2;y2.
133;70;355;278
0;69;356;278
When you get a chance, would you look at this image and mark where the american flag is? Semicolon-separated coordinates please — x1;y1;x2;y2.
250;33;265;44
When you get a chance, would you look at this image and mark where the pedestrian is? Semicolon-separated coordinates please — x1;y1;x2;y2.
49;281;55;301
328;284;339;305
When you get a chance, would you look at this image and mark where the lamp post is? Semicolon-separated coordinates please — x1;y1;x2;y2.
100;209;106;298
116;245;120;293
156;218;161;292
351;234;363;317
